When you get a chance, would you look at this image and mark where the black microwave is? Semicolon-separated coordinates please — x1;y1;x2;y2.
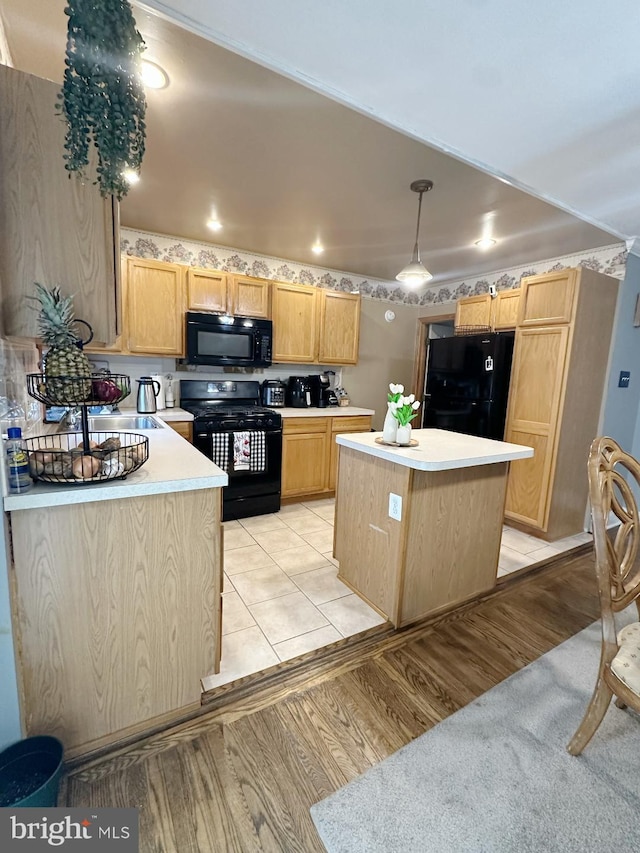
185;312;273;368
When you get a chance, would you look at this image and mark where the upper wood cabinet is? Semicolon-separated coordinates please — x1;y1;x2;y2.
186;269;271;319
504;267;619;540
272;282;319;363
318;291;361;364
493;289;521;330
454;294;492;330
231;275;271;319
273;282;361;365
126;258;186;356
0;64;119;345
518;269;577;326
187;267;229;313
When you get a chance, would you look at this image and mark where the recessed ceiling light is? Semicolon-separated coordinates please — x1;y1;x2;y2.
122;169;140;185
311;241;324;255
207;218;223;232
475;237;497;250
141;59;169;90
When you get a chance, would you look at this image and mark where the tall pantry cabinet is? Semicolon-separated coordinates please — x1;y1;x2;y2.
504;267;619;540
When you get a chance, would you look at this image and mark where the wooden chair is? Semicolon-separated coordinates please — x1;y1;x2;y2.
567;436;640;755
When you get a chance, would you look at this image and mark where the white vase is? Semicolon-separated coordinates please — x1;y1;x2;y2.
382;403;398;444
396;423;412;446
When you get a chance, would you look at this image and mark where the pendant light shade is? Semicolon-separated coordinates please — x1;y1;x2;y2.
396;179;434;287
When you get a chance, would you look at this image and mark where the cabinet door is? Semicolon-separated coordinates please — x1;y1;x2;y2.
166;421;193;442
504;326;569;530
272;282;318;363
318;291;361;365
0;65;118;345
127;258;185;356
518;270;577;326
454;294;493;330
187;268;228;313
282;430;329;497
231;275;271;319
493;289;521;330
328;416;372;491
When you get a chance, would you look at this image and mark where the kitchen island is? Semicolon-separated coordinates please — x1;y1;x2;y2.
334;429;533;628
5;419;227;759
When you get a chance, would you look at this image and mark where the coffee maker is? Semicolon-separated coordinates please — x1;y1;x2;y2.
306;374;331;408
286;376;311;408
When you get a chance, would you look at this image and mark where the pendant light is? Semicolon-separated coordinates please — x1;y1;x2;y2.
396;179;434;287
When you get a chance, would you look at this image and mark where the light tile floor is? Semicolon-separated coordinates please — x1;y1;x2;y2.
201;498;593;691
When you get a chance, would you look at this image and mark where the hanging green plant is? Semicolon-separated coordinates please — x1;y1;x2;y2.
58;0;147;200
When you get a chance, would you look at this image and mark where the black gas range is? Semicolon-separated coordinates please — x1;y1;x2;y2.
180;380;282;521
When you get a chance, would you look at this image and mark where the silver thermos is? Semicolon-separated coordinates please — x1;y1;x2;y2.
136;376;160;414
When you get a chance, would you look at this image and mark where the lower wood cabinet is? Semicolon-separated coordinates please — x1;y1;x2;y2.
282;415;372;500
165;420;193;442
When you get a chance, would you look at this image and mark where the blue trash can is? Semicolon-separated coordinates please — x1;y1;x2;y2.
0;736;64;807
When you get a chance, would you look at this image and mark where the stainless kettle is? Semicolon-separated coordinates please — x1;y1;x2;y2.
136;376;161;414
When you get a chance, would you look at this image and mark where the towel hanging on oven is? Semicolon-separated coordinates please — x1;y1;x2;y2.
211;433;229;471
249;431;266;473
233;431;251;471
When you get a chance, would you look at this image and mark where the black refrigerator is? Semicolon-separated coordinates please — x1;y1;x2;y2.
422;332;515;440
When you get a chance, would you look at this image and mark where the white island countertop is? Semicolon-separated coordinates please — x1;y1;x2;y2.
336;428;533;471
4;417;227;512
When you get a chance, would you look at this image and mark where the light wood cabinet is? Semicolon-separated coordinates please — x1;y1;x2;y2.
9;489;222;758
328;415;372;491
186;269;271;319
318;290;361;364
187;267;229;313
0;64;119;345
504;267;619;539
231;275;271;318
518;269;577;326
454;293;492;330
282;414;372;499
126;258;186;356
272;282;319;363
273;283;361;364
282;418;330;497
493;288;521;330
165;420;193;442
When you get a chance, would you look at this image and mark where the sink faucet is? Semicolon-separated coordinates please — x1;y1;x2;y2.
61;406;82;430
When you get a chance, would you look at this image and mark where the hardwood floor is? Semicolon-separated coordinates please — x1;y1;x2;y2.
63;550;600;852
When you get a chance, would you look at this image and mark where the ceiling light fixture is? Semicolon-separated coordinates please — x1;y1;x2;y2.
311;241;324;255
122;168;140;185
207;218;223;232
475;237;497;250
141;59;169;90
396;179;434;288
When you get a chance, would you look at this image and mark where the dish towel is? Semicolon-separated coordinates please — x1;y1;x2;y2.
211;433;229;471
233;431;251;471
250;431;266;473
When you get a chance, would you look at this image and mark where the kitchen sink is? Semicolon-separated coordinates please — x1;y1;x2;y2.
87;415;162;431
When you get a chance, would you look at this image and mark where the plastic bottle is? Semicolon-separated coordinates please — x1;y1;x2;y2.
5;427;32;494
165;376;175;408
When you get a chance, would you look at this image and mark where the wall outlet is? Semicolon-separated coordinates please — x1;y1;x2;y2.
389;492;402;521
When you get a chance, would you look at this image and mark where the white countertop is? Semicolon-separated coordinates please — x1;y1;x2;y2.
121;406;194;422
4;416;227;511
336;428;533;471
278;406;374;418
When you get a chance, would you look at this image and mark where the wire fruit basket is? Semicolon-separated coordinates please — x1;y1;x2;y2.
25;372;149;485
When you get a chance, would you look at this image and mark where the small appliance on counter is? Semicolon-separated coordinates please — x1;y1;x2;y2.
150;374;166;410
286;376;311;408
261;379;286;408
136;376;161;414
307;374;331;408
323;370;340;406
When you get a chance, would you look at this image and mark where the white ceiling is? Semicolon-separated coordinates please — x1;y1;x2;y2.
1;0;629;286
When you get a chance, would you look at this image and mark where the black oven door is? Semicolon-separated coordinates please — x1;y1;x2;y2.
193;426;282;521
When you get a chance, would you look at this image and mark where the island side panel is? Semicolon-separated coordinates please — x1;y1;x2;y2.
400;462;508;626
334;446;410;622
10;488;221;756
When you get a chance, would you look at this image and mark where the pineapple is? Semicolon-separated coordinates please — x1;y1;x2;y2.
30;283;92;402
